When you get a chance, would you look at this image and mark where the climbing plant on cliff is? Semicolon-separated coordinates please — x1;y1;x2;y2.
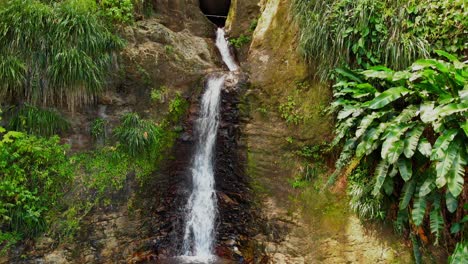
0;0;124;111
328;52;467;256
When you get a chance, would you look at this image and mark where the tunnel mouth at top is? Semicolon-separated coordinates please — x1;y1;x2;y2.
199;0;231;27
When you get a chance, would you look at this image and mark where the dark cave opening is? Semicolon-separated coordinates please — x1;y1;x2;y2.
199;0;231;27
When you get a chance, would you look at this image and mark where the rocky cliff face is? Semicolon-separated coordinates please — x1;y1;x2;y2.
2;2;221;263
2;0;415;263
238;0;413;263
62;1;219;152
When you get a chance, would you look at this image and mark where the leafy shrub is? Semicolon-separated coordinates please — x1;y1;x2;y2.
150;85;168;103
292;0;466;81
410;0;467;54
229;34;251;49
0;0;124;110
99;0;134;24
249;18;258;32
73;146;130;195
449;241;468;264
8;104;69;137
0;132;72;240
114;112;163;157
328;52;467;253
90;117;107;140
168;92;188;123
279;96;304;125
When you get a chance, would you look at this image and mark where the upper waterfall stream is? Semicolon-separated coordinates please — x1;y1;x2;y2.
181;28;239;263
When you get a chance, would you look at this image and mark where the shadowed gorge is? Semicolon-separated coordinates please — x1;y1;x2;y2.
199;0;231;26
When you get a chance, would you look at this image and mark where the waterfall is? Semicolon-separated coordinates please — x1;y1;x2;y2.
215;28;239;72
181;28;238;262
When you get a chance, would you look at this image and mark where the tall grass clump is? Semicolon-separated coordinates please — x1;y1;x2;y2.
8;104;70;137
0;0;124;111
292;0;465;81
114;112;163;158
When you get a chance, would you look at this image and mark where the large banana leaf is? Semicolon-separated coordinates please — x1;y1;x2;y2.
419;102;437;123
372;159;389;196
431;129;458;161
381;125;409;163
355;111;383;138
429;206;443;245
446;146;466;197
435;102;468;118
403;124;425;158
366;86;411;109
435;140;461;188
412;195;427;226
445;191;458;213
419;172;435;197
397;158;413;181
417;138;432;158
400;180;416;210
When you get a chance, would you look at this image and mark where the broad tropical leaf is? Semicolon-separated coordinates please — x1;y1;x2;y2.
431;129;458;160
434;50;458;62
366;86;410;109
435;140;460;188
383;176;394;195
399;179;415;210
448;242;468;264
355;112;383;138
372;160;389;196
338;105;362;120
381;125;408;163
404;124;425;158
446;191;458;213
446;147;466;197
435;103;468;118
412;195;427;226
419;102;437;123
397;158;412;181
361;68;393;79
417;138;432;158
335;68;363;83
419;173;435;197
462;120;468;137
429;207;443;245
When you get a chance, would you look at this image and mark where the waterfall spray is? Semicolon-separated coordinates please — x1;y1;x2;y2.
182;28;238;262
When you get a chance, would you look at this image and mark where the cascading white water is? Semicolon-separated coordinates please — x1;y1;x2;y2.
181;28;238;263
182;76;224;261
215;28;239;72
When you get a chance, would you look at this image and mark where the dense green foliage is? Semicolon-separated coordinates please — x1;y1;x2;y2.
8;104;69;137
293;0;467;81
0;0;123;110
293;0;467;260
99;0;134;24
0;131;72;239
329;54;467;252
449;241;468;263
114;112;163;158
229;34;251;49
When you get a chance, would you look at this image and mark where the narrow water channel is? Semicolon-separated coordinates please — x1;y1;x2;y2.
180;28;239;263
